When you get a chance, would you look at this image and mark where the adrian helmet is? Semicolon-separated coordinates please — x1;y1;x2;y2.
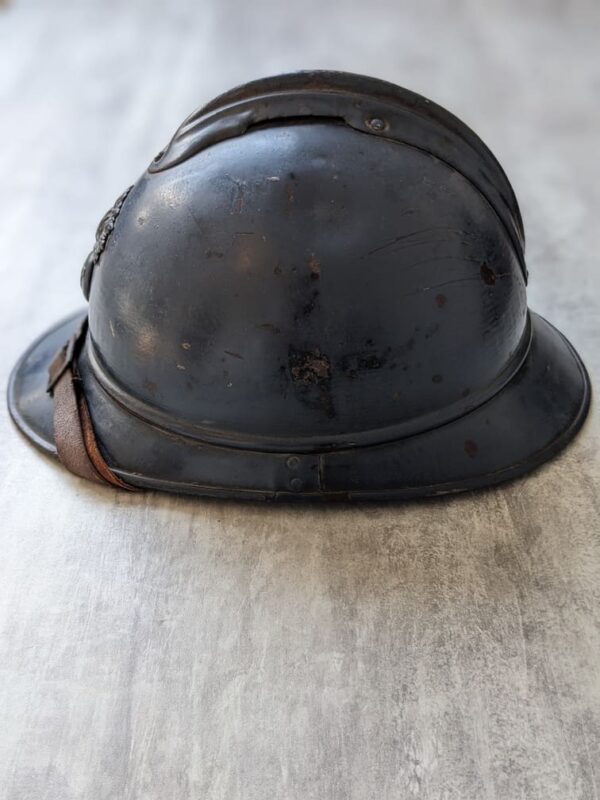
8;71;591;501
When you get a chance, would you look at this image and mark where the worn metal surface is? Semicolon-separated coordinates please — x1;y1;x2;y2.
7;71;590;499
0;0;599;797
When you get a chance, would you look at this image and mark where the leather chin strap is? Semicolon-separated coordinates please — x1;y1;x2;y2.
46;318;135;491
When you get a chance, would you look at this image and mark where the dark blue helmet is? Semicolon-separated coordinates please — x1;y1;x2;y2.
8;72;590;500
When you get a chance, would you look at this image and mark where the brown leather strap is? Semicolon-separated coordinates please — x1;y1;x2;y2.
47;318;135;490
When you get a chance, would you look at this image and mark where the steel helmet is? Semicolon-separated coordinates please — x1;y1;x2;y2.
8;71;591;501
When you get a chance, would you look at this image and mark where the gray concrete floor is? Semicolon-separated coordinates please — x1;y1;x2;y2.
1;1;599;798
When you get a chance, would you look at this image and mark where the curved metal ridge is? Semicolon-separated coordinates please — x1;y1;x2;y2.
85;314;533;455
148;71;526;279
195;70;523;238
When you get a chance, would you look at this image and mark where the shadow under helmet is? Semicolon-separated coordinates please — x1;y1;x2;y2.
8;71;591;501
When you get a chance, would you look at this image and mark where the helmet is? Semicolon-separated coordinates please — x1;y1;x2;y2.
8;71;591;501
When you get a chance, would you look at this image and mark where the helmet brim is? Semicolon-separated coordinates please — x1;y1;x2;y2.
7;309;591;501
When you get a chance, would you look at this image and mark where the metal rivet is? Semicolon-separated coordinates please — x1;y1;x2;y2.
286;456;300;470
290;477;303;492
367;117;386;133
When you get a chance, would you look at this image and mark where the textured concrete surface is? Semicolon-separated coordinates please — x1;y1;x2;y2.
0;1;599;798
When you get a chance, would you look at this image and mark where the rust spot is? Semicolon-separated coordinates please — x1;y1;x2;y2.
288;347;335;418
480;263;496;285
435;293;447;308
432;374;443;384
290;350;331;384
286;183;295;204
224;350;243;360
308;255;321;280
464;439;478;458
341;352;384;378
